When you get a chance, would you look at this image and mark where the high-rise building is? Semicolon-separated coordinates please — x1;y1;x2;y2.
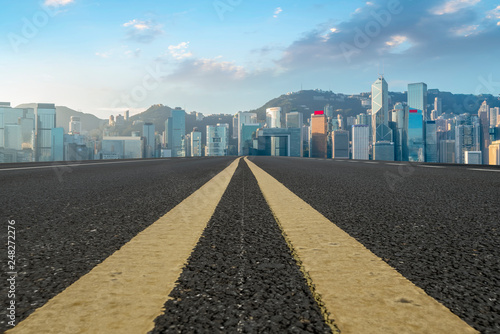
69;116;81;135
35;103;56;162
371;76;389;143
407;109;425;162
266;107;282;128
240;123;260;156
206;124;229;156
425;121;438;162
310;111;327;158
237;112;257;155
286;112;303;129
439;140;456;163
408;83;428;120
51;127;64;161
434;97;442;118
489;140;500;165
392;103;408;161
332;130;349;159
166;108;186;157
352;125;369;160
190;128;202;157
490;107;499;128
143;122;155;158
455;114;480;164
478;101;490;164
324;104;335;119
232;114;239;139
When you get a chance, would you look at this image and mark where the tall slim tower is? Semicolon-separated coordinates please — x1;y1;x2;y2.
408;83;428;119
371;76;389;144
166;108;186;157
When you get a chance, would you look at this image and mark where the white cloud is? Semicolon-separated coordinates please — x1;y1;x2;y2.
273;7;283;18
44;0;74;7
431;0;481;15
122;19;164;43
386;35;408;47
486;5;500;25
452;24;480;36
168;42;193;60
123;19;150;30
95;51;111;58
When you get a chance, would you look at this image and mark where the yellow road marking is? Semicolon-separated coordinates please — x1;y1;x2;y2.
8;158;240;334
245;157;478;334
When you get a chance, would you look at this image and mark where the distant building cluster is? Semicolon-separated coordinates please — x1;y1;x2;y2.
235;76;500;166
0;103;94;163
2;77;499;165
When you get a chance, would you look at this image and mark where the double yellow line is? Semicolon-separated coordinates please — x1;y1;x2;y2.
8;157;478;334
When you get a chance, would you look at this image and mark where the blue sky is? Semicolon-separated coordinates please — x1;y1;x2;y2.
1;0;499;118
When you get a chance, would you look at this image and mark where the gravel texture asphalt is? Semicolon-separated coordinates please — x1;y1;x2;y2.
249;157;500;334
0;157;235;332
151;159;333;334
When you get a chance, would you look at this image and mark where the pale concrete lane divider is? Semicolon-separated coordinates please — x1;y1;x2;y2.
8;158;240;334
245;157;478;334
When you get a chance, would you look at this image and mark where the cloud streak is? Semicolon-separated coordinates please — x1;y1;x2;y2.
44;0;74;7
123;19;164;43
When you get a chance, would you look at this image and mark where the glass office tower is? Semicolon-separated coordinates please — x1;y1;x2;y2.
166;108;186;157
35;104;56;161
408;109;425;162
408;83;428;120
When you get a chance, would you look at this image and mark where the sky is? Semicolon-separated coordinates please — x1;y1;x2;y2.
1;0;499;119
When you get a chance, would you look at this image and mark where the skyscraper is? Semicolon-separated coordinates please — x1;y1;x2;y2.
310;111;327;158
434;97;442;118
407;109;425;162
190;128;202;157
167;108;186;157
69;116;81;135
35;103;56;162
352;125;369;160
455;114;480;164
408;83;428;120
206;124;229;156
332;130;349;159
143;122;155;158
392;103;408;161
266;107;282;128
425;120;438;162
238;112;257;155
286;112;303;129
371;76;389;144
478;101;490;164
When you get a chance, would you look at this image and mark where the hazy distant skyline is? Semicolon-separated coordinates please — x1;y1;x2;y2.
1;0;499;118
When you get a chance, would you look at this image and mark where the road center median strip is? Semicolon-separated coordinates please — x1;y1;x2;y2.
245;157;478;334
7;158;240;334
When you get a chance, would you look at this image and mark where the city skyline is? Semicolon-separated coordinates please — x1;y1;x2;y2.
1;0;499;118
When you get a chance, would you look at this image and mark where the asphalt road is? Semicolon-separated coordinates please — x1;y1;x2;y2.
2;156;499;333
150;159;332;333
0;157;236;332
248;157;500;334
